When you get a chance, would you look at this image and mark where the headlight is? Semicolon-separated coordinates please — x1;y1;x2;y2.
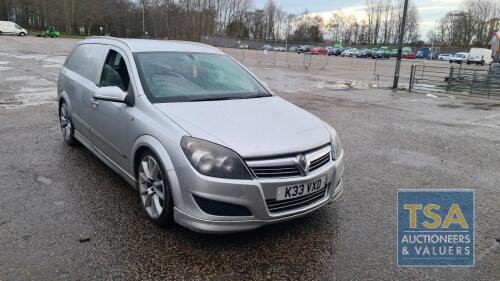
324;122;343;160
181;136;252;180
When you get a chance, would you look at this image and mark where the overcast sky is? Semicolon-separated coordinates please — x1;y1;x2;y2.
253;0;462;38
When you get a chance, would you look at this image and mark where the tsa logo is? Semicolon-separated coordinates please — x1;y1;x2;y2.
397;189;474;266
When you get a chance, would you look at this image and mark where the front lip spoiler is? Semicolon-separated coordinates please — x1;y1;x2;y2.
173;180;344;234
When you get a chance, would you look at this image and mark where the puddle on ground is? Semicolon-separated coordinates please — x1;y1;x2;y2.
320;80;381;90
439;104;463;109
0;51;62;108
43;56;66;64
438;101;500;111
5;76;37;82
463;102;500;108
42;64;61;68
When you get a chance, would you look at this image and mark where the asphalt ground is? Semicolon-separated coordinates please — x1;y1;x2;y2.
1;36;499;280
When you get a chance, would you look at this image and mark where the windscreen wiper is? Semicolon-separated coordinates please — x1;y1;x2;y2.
189;96;241;102
189;93;271;102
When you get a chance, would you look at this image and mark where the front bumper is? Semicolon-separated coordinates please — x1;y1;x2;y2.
174;179;343;233
171;152;345;234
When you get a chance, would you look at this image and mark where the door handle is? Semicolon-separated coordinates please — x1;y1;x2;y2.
90;97;99;107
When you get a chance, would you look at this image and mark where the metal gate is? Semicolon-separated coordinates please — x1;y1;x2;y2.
409;64;500;99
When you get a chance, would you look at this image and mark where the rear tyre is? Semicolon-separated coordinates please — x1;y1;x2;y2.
19;32;26;36
137;151;174;227
59;100;77;146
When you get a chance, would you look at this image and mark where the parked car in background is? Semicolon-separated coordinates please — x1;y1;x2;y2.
467;48;493;65
403;52;416;59
0;21;27;36
438;54;452;61
262;44;273;51
273;46;286;52
288;46;299;52
239;43;249;49
356;49;373;58
308;47;328;55
341;48;358;57
371;50;390;59
416;47;432;59
389;47;411;57
298;45;313;54
449;52;469;64
328;48;344;56
57;37;345;233
403;47;412;54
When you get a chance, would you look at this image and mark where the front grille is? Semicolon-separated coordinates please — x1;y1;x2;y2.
265;184;329;213
247;146;332;179
251;165;301;178
309;152;330;173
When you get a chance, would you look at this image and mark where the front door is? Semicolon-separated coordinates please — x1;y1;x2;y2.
88;47;134;170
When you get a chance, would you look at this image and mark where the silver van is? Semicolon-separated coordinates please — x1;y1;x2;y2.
57;37;345;233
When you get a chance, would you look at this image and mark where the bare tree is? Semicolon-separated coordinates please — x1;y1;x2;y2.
433;0;499;47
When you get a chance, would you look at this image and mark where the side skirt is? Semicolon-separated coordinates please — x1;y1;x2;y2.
75;130;137;189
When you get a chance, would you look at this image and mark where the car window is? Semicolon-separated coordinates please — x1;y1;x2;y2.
135;52;271;103
99;50;130;91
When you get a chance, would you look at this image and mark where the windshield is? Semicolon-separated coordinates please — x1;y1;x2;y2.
135;52;271;102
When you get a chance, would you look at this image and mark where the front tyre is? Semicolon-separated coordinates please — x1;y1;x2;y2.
137;151;174;226
59;100;77;146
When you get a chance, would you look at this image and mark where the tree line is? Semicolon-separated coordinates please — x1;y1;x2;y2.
327;0;420;46
1;0;497;47
428;0;500;48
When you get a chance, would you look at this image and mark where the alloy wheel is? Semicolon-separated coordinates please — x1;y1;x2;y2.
59;102;72;141
138;155;166;219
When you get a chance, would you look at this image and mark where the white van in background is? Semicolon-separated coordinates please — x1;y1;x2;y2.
467;48;493;65
0;21;28;36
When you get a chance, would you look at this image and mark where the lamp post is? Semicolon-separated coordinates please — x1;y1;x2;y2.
393;0;409;89
142;0;146;37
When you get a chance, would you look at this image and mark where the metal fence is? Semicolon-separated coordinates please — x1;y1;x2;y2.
374;59;426;81
218;45;500;99
409;63;500;99
221;47;329;70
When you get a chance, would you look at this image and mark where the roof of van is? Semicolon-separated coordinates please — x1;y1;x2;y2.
83;37;223;54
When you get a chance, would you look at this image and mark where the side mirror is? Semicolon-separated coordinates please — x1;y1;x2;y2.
94;86;127;103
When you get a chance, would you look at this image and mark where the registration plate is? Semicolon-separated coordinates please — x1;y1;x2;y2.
276;175;327;201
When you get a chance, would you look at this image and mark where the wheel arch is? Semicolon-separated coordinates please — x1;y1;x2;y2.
131;135;176;177
131;135;182;206
58;91;71;110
